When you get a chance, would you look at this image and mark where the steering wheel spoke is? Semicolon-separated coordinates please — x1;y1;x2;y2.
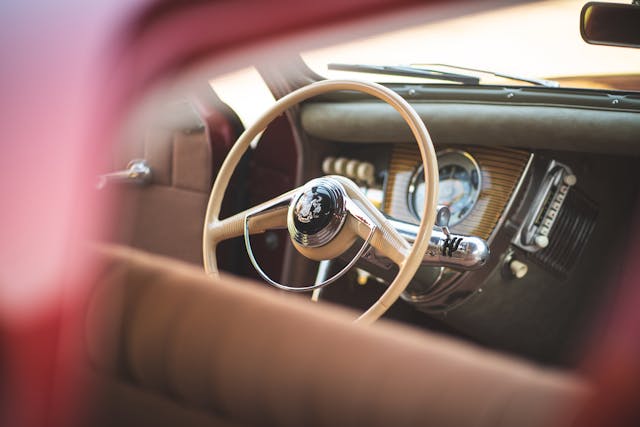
338;178;411;267
207;190;296;245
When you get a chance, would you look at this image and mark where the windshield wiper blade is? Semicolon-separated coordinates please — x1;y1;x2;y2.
412;63;559;88
328;63;480;85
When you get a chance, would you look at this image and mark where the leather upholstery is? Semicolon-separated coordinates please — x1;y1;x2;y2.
83;244;591;427
109;100;212;266
110;95;243;268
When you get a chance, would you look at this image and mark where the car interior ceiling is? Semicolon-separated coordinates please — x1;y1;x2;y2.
28;1;640;427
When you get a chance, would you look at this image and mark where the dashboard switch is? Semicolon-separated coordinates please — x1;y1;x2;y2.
322;156;375;186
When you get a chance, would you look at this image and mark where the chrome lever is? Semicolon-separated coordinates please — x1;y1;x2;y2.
361;216;489;272
388;217;489;270
97;159;152;189
435;205;452;236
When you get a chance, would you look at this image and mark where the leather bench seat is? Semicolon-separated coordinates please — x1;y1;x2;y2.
82;245;590;427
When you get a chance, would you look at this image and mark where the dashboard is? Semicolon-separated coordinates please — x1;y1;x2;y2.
291;85;640;365
321;145;533;309
110;82;640;368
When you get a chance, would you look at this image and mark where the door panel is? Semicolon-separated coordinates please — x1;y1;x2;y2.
108;93;242;267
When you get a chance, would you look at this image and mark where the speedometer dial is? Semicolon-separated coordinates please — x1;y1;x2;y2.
408;150;481;226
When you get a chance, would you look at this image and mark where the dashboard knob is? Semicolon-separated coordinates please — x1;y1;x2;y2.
345;160;359;178
509;259;529;279
333;157;349;175
563;174;577;186
534;235;549;249
435;205;451;228
356;162;375;185
322;157;335;175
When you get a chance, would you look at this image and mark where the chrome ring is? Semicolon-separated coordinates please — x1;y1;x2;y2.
243;214;376;292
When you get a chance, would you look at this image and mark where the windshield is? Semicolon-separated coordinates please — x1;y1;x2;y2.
301;0;640;91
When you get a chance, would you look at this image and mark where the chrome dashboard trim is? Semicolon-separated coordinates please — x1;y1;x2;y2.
488;152;534;243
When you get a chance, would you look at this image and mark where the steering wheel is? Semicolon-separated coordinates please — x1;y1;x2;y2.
203;80;438;324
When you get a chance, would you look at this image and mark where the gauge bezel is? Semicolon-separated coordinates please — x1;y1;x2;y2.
407;149;482;226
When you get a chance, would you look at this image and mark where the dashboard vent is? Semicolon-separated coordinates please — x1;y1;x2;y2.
530;188;598;278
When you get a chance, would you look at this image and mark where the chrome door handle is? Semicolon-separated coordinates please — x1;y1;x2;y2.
97;159;152;189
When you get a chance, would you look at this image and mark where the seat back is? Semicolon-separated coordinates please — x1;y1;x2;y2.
81;245;590;427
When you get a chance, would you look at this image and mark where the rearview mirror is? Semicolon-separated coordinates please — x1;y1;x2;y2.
580;2;640;48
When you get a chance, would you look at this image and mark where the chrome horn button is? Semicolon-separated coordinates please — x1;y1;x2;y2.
287;177;347;248
293;186;333;232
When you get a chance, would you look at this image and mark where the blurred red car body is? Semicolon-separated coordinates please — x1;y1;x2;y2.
0;1;639;426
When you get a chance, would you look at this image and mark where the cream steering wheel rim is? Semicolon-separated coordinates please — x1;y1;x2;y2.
203;79;438;324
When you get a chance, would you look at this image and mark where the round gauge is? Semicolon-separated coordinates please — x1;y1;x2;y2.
408;150;481;226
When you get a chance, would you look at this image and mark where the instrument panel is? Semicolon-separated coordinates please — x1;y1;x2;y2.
385;145;531;241
408;150;482;226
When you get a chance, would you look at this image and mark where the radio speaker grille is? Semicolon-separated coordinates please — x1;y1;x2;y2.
530;188;598;278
